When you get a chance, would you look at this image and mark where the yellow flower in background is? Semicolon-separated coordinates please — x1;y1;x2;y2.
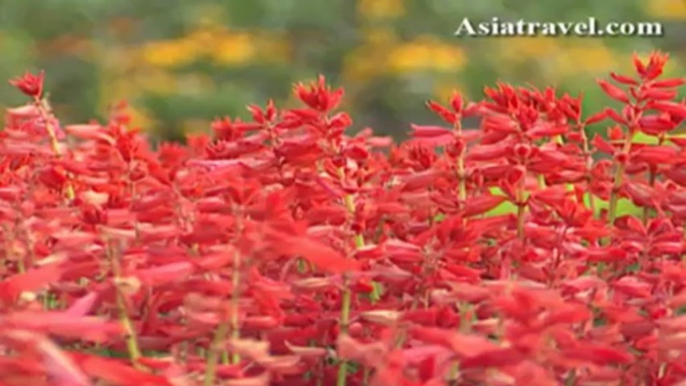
138;26;284;69
498;37;560;64
181;119;211;135
388;43;426;73
357;0;405;20
105;79;138;106
432;44;467;72
176;74;215;96
210;33;256;65
140;39;199;68
98;76;153;129
644;0;686;20
361;26;398;46
252;33;292;63
342;27;397;82
567;43;618;73
343;47;389;82
434;83;466;102
187;26;229;51
552;41;618;78
259;39;291;63
187;25;290;65
388;36;466;74
134;71;177;95
127;106;154;129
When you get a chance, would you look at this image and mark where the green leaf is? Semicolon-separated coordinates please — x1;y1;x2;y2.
632;132;659;144
485;187;516;216
589;196;642;216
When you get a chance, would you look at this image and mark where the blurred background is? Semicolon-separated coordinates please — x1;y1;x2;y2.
0;0;684;142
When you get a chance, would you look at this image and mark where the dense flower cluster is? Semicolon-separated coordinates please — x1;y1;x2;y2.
2;52;686;386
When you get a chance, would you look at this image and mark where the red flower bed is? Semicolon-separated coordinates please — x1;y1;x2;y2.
1;52;686;386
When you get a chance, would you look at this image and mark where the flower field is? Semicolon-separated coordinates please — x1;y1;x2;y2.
2;52;686;386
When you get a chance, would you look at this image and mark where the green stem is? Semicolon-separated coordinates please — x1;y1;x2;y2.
449;302;473;384
363;367;371;385
642;134;664;224
339;284;353;335
577;123;597;216
204;321;227;386
338;188;365;386
607;162;626;227
641;169;656;224
107;240;142;368
447;364;460;385
537;174;546;189
457;157;466;202
455;121;467;227
337;281;353;386
516;203;525;239
229;252;241;364
34;96;74;200
116;288;142;365
607;128;635;238
516;174;526;240
204;250;241;386
565;369;577;386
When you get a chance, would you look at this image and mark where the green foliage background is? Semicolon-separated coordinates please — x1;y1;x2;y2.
0;0;684;141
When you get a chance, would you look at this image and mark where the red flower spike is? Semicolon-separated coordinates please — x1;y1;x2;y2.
68;353;173;385
642;88;678;101
426;100;457;125
449;92;464;114
461;194;506;217
585;110;609;125
247;100;277;124
9;70;45;98
564;343;634;366
597;79;631;104
639;115;677;135
651;78;686;88
605;108;628;125
1;55;685;385
647;101;686;119
409;124;452;138
644;51;669;80
633;52;648;77
610;72;639;86
293;75;344;112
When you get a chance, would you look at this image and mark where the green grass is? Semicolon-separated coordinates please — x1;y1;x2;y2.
434;187;642;221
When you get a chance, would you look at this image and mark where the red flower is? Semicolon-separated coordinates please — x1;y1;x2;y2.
293;75;344;112
2;53;686;386
9;70;44;98
597;79;631;104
